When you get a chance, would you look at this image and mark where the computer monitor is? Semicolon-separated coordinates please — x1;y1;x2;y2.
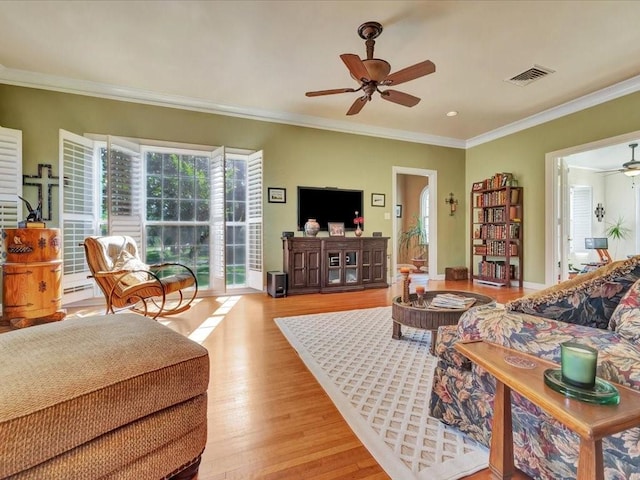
585;237;608;249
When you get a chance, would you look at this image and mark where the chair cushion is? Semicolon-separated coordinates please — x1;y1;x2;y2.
505;255;640;329
0;314;209;478
113;249;150;285
609;278;640;343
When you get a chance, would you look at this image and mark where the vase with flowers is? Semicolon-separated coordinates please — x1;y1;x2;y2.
353;211;364;237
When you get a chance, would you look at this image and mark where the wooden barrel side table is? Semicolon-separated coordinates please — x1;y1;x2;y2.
2;228;66;329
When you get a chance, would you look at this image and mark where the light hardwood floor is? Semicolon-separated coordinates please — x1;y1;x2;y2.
63;278;532;479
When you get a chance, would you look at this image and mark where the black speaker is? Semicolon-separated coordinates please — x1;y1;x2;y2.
267;271;287;298
372;231;382;237
282;231;294;238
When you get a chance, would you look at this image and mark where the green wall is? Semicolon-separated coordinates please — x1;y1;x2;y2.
0;84;467;276
467;91;640;284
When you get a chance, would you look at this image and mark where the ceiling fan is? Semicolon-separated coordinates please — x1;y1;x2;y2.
305;21;436;116
602;143;640;177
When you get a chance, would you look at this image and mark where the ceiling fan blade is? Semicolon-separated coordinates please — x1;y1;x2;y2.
380;89;421;107
306;88;357;97
340;53;370;83
346;96;368;116
384;60;436;86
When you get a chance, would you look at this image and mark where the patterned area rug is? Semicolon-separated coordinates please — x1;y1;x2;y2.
275;306;487;480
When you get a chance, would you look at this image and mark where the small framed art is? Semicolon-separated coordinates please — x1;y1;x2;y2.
395;204;402;218
371;193;385;207
328;222;345;237
268;187;286;203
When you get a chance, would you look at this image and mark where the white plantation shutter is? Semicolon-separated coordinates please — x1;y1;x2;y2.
570;185;592;254
0;126;22;296
107;136;143;248
246;150;263;290
210;146;226;293
59;130;98;303
0;127;22;236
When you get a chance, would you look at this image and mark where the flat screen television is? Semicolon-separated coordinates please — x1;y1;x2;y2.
297;186;364;231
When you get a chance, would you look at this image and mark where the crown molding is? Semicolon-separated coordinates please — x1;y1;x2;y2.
0;66;465;149
3;65;639;151
466;73;640;148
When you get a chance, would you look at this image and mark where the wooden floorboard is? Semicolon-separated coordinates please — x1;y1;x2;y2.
58;278;533;479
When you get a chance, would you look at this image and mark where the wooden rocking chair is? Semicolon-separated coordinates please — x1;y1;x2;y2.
83;235;198;319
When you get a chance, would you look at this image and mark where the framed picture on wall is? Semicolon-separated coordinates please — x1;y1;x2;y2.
268;187;286;203
371;193;385;207
395;204;402;218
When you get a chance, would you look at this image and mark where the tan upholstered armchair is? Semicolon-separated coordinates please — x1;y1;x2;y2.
83;235;198;319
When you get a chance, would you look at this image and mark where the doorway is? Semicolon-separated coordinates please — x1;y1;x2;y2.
545;130;640;285
392;166;437;280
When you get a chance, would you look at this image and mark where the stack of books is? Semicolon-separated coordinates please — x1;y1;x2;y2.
429;294;476;310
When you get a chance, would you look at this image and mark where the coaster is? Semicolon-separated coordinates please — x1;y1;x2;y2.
543;369;620;405
504;354;536;369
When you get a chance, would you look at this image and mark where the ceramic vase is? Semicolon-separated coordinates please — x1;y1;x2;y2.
354;225;362;237
304;218;320;237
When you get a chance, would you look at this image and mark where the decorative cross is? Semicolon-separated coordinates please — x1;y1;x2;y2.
594;203;605;222
22;164;59;221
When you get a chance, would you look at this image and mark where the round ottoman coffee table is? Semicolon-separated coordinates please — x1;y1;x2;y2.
392;290;495;354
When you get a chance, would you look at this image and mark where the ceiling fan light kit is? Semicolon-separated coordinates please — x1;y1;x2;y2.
622;143;640;176
619;143;640;177
305;21;436;116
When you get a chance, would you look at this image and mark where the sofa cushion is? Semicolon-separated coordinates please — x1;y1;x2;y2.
609;278;640;343
505;255;640;329
0;314;209;478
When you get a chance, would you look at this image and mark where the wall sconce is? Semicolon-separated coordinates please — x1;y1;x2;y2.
594;203;605;222
445;192;458;216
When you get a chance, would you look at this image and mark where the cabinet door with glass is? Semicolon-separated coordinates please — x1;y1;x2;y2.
344;250;359;285
326;250;343;286
322;239;362;292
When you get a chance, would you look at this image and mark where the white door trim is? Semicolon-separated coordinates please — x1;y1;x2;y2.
545;129;640;286
392;166;438;280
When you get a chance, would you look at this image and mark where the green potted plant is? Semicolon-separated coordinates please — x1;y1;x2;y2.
605;215;631;259
398;214;427;269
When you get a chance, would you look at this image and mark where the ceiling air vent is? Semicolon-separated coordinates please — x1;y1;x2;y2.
505;65;555;87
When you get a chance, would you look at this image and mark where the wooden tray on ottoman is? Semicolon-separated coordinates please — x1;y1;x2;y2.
392;290;494;353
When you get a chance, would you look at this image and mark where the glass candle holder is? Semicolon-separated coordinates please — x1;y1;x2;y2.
415;286;425;308
560;342;598;389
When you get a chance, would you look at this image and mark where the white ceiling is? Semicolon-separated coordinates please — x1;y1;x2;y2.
566;140;640;172
2;0;640;150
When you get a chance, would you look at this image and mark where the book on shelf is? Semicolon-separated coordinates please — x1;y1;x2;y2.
18;221;46;228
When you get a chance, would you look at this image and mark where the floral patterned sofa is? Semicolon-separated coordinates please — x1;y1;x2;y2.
429;255;640;479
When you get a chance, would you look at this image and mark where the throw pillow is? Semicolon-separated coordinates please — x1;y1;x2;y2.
506;255;640;329
112;250;150;286
609;278;640;343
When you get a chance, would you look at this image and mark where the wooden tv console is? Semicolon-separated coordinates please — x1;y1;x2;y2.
282;236;388;295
